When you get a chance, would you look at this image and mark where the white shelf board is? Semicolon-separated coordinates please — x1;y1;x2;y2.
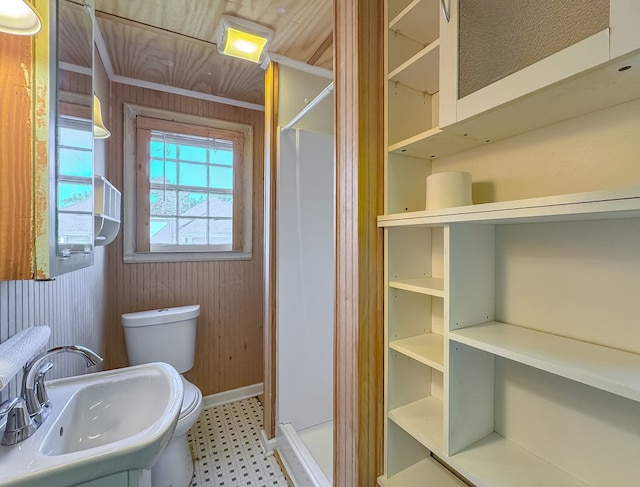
388;396;444;455
389;40;439;94
378;185;640;227
451;433;589;487
389;333;444;371
389;277;444;297
388;125;483;160
378;457;467;487
386;48;640;161
450;321;640;403
389;0;439;46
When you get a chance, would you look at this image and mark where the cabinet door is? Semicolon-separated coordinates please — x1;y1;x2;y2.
454;0;611;122
610;0;640;59
438;0;457;128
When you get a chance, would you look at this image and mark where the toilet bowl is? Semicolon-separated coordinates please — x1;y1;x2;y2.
121;305;204;487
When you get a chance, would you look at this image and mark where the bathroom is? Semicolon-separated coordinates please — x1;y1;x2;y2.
2;1;640;487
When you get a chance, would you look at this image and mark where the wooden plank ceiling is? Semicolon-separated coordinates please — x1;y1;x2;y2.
94;0;334;106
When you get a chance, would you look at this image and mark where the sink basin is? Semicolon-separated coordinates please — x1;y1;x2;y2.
0;362;183;487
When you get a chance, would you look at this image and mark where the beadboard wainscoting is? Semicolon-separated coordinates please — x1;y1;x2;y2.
104;83;265;397
0;248;108;403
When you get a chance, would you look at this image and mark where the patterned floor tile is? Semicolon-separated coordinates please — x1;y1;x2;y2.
187;397;289;487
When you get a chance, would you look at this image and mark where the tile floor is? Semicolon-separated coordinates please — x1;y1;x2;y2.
187;397;289;487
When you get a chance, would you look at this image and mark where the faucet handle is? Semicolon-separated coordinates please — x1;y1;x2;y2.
0;396;36;446
0;396;21;417
34;362;54;411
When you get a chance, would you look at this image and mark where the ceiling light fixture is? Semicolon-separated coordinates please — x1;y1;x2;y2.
0;0;42;35
215;15;273;64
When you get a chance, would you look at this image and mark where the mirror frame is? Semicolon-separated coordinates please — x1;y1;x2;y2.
34;0;95;278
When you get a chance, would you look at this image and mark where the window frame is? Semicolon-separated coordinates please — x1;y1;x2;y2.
123;104;253;263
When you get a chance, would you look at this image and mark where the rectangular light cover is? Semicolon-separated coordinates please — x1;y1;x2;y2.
222;27;268;63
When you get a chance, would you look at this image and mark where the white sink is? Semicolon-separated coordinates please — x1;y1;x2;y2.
0;362;183;487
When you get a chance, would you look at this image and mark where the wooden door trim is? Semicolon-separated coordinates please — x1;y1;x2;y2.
334;0;385;485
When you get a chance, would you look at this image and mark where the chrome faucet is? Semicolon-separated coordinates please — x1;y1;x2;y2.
0;345;103;446
22;345;103;424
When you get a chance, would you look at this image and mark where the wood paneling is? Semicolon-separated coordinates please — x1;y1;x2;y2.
0;34;34;281
334;0;385;485
262;62;278;439
95;0;333;67
97;14;265;105
105;83;265;396
94;0;333;105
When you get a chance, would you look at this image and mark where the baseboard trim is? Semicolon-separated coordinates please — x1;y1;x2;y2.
202;383;264;409
259;429;277;456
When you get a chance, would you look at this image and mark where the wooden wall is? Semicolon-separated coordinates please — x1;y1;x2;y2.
334;0;385;485
0;33;34;280
104;83;265;396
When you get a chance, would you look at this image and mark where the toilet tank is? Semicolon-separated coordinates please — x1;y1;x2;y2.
121;305;200;374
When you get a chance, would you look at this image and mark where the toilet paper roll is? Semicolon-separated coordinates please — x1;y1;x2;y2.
426;171;472;210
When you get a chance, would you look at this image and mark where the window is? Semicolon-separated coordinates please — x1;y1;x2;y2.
57;115;94;251
123;105;253;262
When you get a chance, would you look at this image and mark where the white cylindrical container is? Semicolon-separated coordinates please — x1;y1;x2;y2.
425;171;472;210
121;305;200;374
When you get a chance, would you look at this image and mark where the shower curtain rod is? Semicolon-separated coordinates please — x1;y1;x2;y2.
281;82;334;133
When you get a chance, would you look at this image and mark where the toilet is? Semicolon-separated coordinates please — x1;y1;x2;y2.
121;305;203;487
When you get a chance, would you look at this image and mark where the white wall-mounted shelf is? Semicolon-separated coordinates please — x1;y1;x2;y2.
378;457;467;487
452;433;589;487
388;396;444;455
389;277;444;296
450;321;640;403
389;40;439;94
379;185;640;228
389;333;444;371
389;0;439;45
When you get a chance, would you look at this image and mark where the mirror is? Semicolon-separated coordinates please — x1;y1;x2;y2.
57;0;94;257
35;0;95;277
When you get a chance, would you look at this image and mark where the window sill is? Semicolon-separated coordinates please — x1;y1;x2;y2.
123;250;252;263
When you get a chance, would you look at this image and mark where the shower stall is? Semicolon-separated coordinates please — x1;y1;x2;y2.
272;64;335;486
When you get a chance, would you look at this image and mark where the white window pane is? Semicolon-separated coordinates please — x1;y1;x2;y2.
150;218;176;244
208;219;232;245
150;140;177;159
150;190;177;216
59;148;92;177
150;159;177;184
209;166;233;189
180;162;208;187
180;144;207;162
178;191;207;216
58;213;93;244
178;218;207;244
208;194;233;218
58;182;92;210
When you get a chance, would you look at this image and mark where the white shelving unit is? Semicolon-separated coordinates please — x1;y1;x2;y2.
379;187;640;487
381;0;640;484
385;0;640;161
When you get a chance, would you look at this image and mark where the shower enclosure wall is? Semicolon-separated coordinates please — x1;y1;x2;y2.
273;64;335;487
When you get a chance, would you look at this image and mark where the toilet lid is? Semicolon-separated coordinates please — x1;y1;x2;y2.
180;378;201;419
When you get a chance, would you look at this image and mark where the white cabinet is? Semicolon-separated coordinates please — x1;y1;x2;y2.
386;0;640;161
378;188;640;487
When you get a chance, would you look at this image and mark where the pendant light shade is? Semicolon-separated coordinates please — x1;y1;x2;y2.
0;0;42;36
93;95;111;139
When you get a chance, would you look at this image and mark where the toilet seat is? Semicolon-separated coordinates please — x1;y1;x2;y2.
180;378;201;420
